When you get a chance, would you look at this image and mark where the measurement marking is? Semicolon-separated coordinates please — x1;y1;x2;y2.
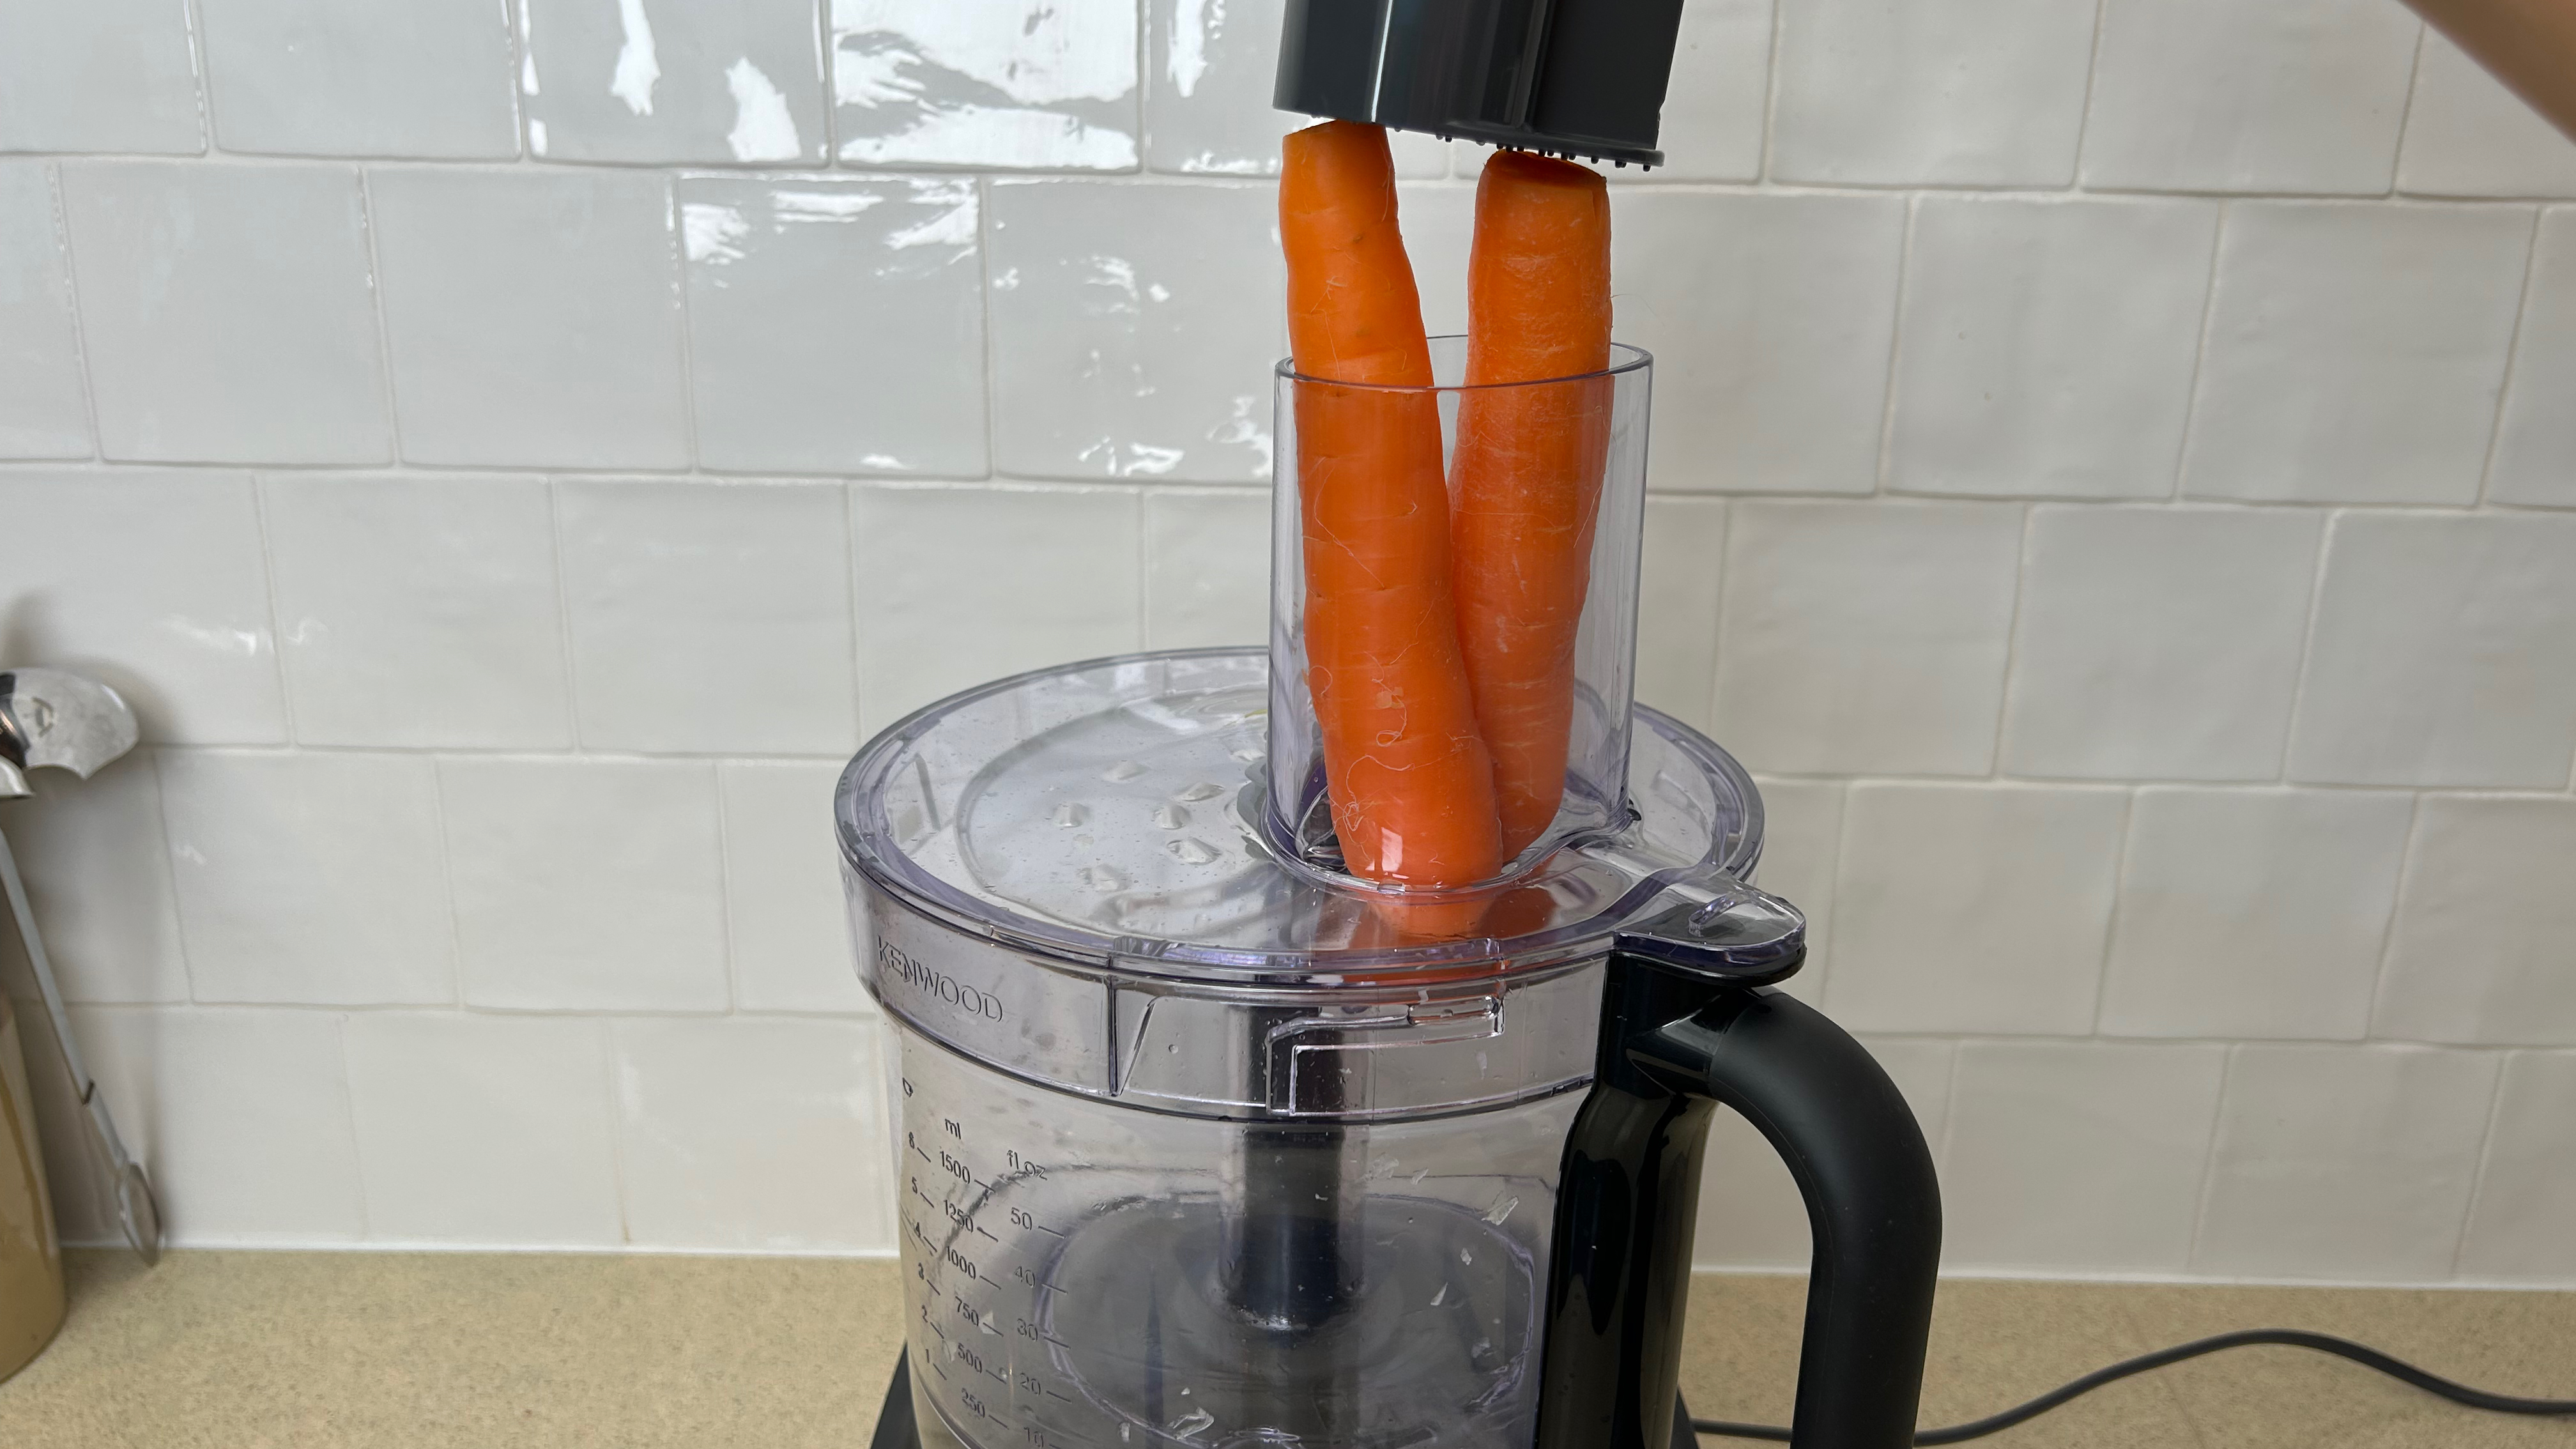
1040;1335;1072;1349
1046;1389;1076;1404
1034;1223;1066;1238
911;1183;939;1206
911;1142;935;1163
972;1224;1000;1242
924;1319;947;1340
985;1367;1007;1384
928;1358;950;1381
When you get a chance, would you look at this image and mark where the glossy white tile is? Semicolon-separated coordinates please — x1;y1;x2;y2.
1769;0;2096;185
1143;487;1269;650
2289;511;2576;788
1633;496;1726;733
2489;209;2576;509
719;760;868;1015
440;758;728;1012
1694;1036;1952;1269
0;163;91;459
0;469;284;745
371;167;690;470
1942;1041;2227;1273
2000;506;2322;780
262;472;573;749
157;751;455;1006
0;0;205;154
988;180;1280;483
1713;500;2022;776
680;176;986;477
59;162;390;466
1827;781;2127;1035
343;1013;621;1246
2182;201;2531;505
852;484;1142;733
0;760;189;1003
831;0;1138;171
199;0;521;158
557;478;858;756
2396;31;2576;199
2377;795;2576;1046
1145;0;1447;178
2196;1044;2499;1281
2458;1051;2576;1280
2080;0;2419;194
1619;0;1771;183
521;0;825;164
2100;787;2413;1041
1747;776;1843;1000
613;1015;889;1251
68;1006;365;1246
1889;197;2218;500
1609;192;1904;494
1395;181;1475;339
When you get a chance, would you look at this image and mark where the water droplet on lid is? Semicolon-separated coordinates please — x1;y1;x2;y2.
1054;802;1089;828
1168;838;1221;865
1430;1283;1449;1307
1176;781;1223;801
1151;802;1188;829
1169;1408;1214;1438
1230;746;1263;763
1082;866;1125;893
1459;1248;1474;1265
1482;1195;1520;1226
1104;760;1147;782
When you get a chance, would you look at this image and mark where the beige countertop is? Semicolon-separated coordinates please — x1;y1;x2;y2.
1;1250;2571;1446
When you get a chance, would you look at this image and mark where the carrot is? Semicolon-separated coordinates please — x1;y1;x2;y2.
1280;120;1505;896
1450;150;1614;858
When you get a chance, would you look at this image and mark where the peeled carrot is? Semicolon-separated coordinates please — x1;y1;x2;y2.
1451;150;1614;858
1280;121;1505;893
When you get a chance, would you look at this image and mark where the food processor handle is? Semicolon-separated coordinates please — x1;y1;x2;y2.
1533;961;1942;1449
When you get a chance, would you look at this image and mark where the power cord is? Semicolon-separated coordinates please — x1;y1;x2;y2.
1690;1328;2576;1444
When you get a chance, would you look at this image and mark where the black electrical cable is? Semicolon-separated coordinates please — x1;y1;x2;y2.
1690;1328;2576;1444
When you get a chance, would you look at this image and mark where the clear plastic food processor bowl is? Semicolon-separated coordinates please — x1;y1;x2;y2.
836;648;1793;1449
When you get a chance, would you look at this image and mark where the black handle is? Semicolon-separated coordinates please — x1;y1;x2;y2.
1533;959;1942;1449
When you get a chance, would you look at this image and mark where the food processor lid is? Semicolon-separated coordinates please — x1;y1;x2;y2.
836;648;1796;985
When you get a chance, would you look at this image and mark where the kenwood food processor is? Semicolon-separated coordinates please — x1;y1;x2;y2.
841;320;1943;1448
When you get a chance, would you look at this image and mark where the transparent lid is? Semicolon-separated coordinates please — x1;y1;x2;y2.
838;649;1797;985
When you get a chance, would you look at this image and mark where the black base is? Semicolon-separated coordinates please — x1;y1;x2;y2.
870;1349;1698;1448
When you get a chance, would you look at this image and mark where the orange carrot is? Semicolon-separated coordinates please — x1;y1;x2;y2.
1450;150;1614;858
1281;121;1505;893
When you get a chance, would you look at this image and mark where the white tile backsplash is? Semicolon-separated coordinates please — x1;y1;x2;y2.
5;0;2572;1284
2100;787;2414;1041
2458;1051;2576;1280
522;0;827;165
2182;201;2533;505
198;0;522;159
262;471;574;749
557;478;859;755
1770;0;2097;185
2396;31;2576;199
678;176;987;477
1827;781;2128;1034
1609;192;1905;495
613;1015;888;1250
2377;795;2576;1047
831;0;1138;171
59;162;392;466
2080;0;2419;194
988;180;1281;483
0;760;190;1004
2000;505;2321;781
1942;1041;2227;1273
2488;209;2576;509
1888;196;2216;500
0;162;92;459
2289;510;2576;788
0;0;206;155
1713;500;2022;776
718;760;868;1015
371;167;691;470
343;1012;622;1246
850;482;1142;732
2196;1045;2500;1281
158;750;456;1006
0;469;284;744
440;757;730;1012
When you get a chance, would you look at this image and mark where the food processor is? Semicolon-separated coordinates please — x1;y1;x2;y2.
839;336;1943;1449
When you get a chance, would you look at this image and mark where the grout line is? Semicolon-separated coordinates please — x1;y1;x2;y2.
353;169;408;463
710;762;742;1014
1756;0;1788;183
1869;192;1917;497
2472;208;2545;505
602;1016;634;1245
243;474;300;746
178;0;213;157
2087;786;2138;1034
420;753;468;1009
2446;1051;2514;1277
330;1011;372;1239
140;747;205;1007
1985;503;2037;778
2180;1043;2237;1274
974;174;1002;481
2271;509;2340;785
2166;198;2232;501
661;176;704;468
40;162;109;462
542;477;587;748
2359;790;2428;1043
2388;20;2431;197
2066;0;2113;187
